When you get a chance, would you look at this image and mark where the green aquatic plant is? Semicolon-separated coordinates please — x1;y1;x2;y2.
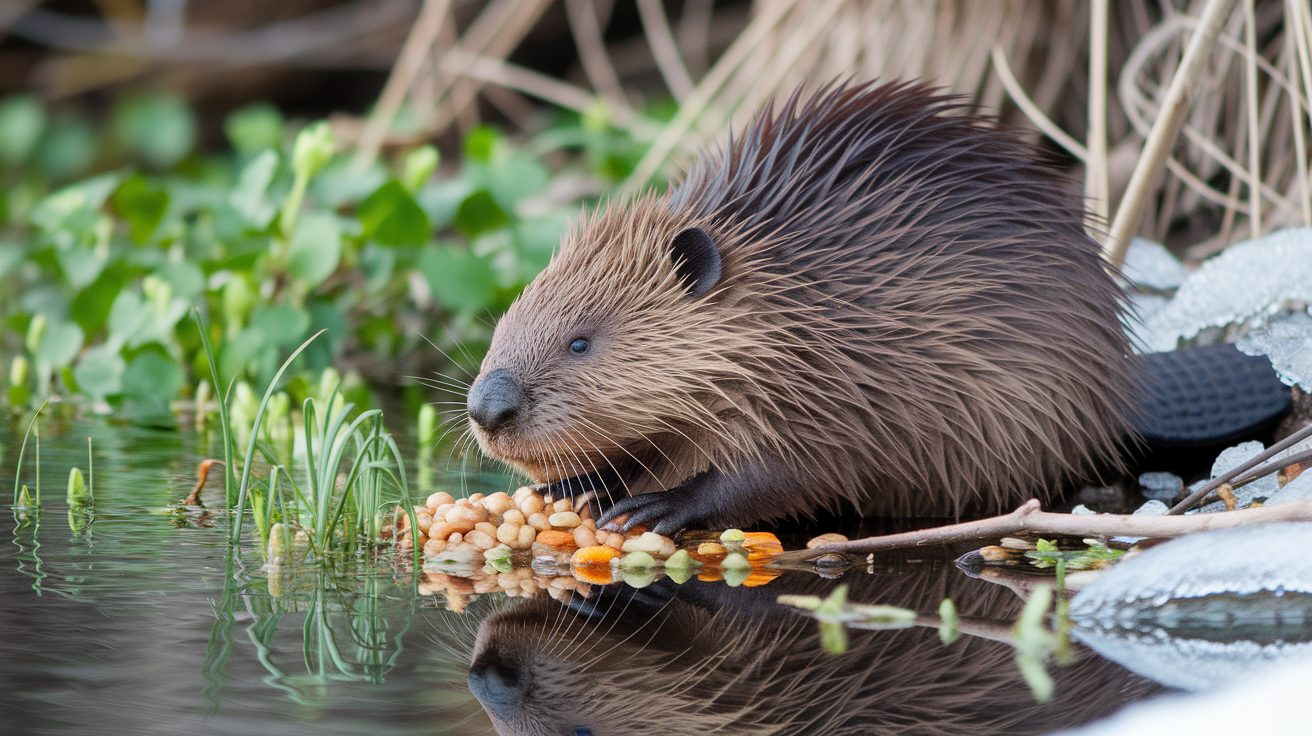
11;398;48;508
65;466;91;535
1025;538;1124;570
195;314;416;562
1013;584;1058;703
0;93;642;416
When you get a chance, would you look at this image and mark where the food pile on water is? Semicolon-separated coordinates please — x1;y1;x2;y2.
387;487;786;611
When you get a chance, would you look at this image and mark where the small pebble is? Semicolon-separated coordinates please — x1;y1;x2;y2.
619;550;657;569
621;531;676;558
535;530;577;549
1138;471;1184;503
697;542;727;557
813;553;849;569
1267;471;1312;506
805;533;848;549
571;545;621;567
548;511;582;529
720;529;746;545
721;551;751;570
664;549;697;571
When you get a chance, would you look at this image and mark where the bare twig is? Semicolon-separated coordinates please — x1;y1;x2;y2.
623;0;799;192
353;0;451;169
566;0;628;108
777;498;1312;562
637;0;695;100
1087;0;1111;229
184;458;224;507
1243;0;1263;233
1104;0;1240;269
991;44;1087;160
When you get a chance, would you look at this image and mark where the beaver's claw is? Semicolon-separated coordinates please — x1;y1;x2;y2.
596;487;700;537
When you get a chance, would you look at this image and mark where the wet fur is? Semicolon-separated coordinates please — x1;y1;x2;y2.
471;81;1137;526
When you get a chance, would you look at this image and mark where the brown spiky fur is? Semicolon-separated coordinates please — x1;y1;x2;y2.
471;81;1137;527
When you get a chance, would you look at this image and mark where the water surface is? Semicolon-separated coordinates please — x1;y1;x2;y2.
0;416;1301;735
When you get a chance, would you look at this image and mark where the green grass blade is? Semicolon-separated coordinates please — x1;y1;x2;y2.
192;309;237;506
12;398;49;505
231;329;326;544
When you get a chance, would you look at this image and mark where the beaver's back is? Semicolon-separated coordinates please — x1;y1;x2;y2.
667;82;1136;517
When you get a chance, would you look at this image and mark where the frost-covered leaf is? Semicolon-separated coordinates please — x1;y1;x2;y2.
1236;309;1312;391
1143;228;1312;351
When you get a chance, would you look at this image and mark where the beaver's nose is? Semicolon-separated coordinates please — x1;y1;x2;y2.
468;368;522;432
466;650;525;712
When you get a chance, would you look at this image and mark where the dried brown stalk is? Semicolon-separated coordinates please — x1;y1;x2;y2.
1104;0;1240;268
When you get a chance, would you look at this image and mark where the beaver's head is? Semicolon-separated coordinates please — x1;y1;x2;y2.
465;197;756;494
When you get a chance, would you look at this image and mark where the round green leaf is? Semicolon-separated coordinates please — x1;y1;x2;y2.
110;174;170;245
0;95;46;166
358;180;430;246
122;348;184;412
224;104;285;154
112;93;197;169
35;319;84;369
287;212;342;288
73;345;126;401
417;244;499;313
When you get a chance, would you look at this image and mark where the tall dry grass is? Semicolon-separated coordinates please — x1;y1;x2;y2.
353;0;1312;269
8;1;1311;267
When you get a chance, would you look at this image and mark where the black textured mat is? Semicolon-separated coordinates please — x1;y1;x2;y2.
1133;343;1292;448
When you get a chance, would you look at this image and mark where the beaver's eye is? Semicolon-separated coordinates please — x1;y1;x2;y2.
569;338;590;355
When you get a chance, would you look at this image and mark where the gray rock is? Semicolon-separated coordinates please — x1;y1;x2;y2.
1138;471;1183;503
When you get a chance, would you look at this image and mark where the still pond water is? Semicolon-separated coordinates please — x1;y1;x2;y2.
0;416;1300;735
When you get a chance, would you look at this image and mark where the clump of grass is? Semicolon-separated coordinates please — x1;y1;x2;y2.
194;311;416;564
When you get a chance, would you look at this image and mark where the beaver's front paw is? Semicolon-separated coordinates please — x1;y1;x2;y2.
596;486;702;536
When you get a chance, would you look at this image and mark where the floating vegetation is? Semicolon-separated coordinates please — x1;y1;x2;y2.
1025;539;1124;571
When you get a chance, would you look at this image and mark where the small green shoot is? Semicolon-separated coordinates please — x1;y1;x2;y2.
937;598;960;645
778;584;918;656
1013;584;1057;702
66;467;91;534
12;398;49;507
1025;538;1123;570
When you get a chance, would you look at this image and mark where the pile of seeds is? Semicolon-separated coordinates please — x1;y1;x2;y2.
391;486;647;568
388;486;789;611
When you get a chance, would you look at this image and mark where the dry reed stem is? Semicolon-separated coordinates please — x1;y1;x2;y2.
352;0;450;169
637;0;695;100
623;0;799;192
566;0;628;109
991;44;1087;160
1104;0;1240;269
1243;0;1263;233
1087;0;1111;229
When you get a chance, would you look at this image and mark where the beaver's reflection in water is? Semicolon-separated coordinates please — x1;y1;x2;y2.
463;556;1156;736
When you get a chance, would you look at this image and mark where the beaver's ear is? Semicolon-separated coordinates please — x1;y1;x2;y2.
669;227;722;298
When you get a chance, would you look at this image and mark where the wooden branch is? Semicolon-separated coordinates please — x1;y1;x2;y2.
1103;0;1240;269
778;498;1312;561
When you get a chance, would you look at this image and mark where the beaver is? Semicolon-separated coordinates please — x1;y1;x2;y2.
463;558;1158;735
463;80;1290;532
